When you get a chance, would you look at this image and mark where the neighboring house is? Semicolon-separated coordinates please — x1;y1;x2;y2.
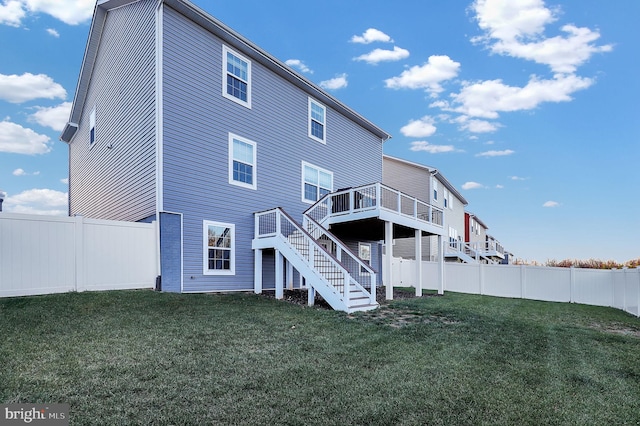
383;155;468;262
60;0;446;312
464;212;505;264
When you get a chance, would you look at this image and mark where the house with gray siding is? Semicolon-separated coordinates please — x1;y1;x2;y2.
61;0;446;312
383;155;469;262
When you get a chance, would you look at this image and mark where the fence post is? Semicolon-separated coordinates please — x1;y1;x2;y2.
520;264;526;299
636;268;640;317
74;215;85;292
479;262;485;295
570;266;576;303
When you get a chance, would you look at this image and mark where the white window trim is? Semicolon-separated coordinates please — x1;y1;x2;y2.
301;161;333;204
433;178;438;201
222;45;252;109
228;133;257;190
308;97;326;144
203;220;235;275
89;106;96;146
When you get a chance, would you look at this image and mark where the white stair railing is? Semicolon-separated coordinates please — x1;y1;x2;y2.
302;215;377;304
255;208;370;306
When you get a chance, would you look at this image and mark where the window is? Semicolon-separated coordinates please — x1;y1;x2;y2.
433;179;438;201
223;46;251;108
89;106;96;144
302;162;333;203
443;188;448;208
359;242;371;273
203;221;235;275
308;98;326;143
228;133;257;190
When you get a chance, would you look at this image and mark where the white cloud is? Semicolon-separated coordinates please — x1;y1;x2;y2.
3;188;68;215
443;74;593;119
409;141;456;154
30;101;71;131
0;120;51;154
285;59;313;74
60;178;69;184
0;72;66;103
0;0;93;26
454;115;501;133
496;184;504;189
351;28;393;44
400;116;437;138
46;27;59;37
543;200;560;207
476;149;515;157
385;55;460;95
0;0;25;26
354;46;410;64
510;176;527;180
462;181;485;190
12;168;39;176
471;0;612;73
319;73;348;90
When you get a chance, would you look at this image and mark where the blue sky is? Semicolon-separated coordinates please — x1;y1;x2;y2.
0;0;638;263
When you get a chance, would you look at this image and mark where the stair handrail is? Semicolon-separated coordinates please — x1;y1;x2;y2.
255;207;355;304
302;214;377;304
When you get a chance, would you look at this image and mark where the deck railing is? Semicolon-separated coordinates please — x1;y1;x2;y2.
305;183;444;228
446;240;505;263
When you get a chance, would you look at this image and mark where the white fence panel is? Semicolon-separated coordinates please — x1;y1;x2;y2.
612;269;627;311
622;269;640;316
524;266;571;302
0;213;157;298
573;268;613;307
0;214;77;297
446;262;481;294
483;264;522;298
422;261;440;291
81;218;157;291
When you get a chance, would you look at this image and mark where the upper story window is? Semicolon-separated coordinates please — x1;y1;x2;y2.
228;133;257;190
308;98;326;143
302;161;333;203
89;106;96;144
203;220;235;275
223;45;251;108
443;188;448;208
432;179;438;201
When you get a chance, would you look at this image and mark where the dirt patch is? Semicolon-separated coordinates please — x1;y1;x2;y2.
590;322;640;338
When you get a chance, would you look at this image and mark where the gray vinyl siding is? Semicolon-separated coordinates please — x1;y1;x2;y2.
68;1;156;221
383;157;432;202
161;7;383;292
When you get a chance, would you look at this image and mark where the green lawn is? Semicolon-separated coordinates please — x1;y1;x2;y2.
1;289;639;425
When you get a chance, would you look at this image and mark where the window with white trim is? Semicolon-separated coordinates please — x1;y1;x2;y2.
359;242;372;273
433;179;438;201
89;106;96;145
203;221;235;275
443;188;449;208
308;98;326;143
302;162;333;203
223;45;251;108
228;133;257;190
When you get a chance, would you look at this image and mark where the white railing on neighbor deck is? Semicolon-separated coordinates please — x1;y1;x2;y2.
255;208;368;304
446;240;504;263
305;183;444;228
302;215;376;301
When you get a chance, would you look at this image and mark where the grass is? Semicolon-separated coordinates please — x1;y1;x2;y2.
1;289;639;425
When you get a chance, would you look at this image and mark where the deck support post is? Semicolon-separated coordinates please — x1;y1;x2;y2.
385;220;393;300
275;249;283;300
287;260;294;290
438;235;444;295
254;249;263;294
415;229;422;297
308;285;315;306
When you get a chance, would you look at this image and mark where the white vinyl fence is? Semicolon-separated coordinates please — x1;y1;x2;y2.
392;258;640;317
0;213;158;298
